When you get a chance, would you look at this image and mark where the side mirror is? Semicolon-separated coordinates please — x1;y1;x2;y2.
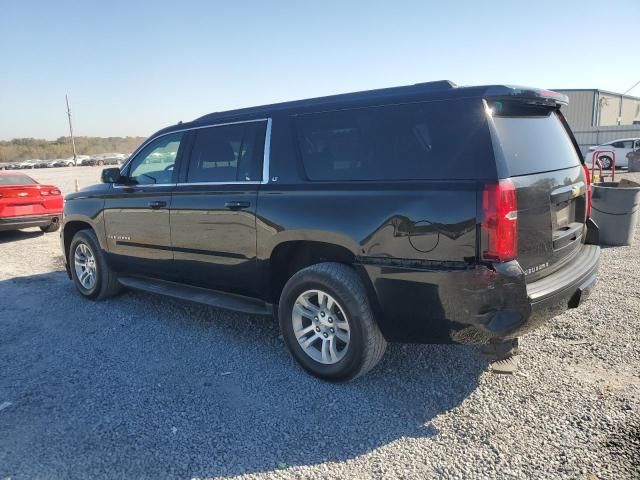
101;167;122;184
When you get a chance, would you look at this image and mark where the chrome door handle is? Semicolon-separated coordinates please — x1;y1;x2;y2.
225;201;251;210
148;200;167;209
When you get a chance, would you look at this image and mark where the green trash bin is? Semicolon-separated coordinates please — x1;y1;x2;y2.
591;180;640;246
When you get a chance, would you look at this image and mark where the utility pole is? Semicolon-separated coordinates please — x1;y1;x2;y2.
618;79;640;126
66;95;78;165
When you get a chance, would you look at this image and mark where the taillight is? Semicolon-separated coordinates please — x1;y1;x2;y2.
482;179;518;262
582;163;591;218
50;189;61;196
41;190;50;196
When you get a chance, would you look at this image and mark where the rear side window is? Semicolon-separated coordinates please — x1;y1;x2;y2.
0;174;36;185
186;121;266;183
294;99;491;181
490;108;581;177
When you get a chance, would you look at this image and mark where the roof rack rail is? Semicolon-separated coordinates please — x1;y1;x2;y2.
412;80;457;90
194;80;460;123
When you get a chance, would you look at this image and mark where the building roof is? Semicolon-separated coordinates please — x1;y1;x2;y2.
553;88;640;101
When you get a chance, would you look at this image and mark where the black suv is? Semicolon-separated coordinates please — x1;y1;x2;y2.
61;81;600;381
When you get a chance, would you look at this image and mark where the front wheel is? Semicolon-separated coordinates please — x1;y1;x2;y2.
69;229;121;300
279;263;387;382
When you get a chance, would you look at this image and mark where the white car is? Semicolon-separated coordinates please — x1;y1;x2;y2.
17;159;37;169
587;138;640;169
56;158;77;167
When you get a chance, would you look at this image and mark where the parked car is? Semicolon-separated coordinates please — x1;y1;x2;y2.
586;138;640;169
33;159;52;168
98;157;123;166
86;155;125;166
0;172;63;232
15;160;37;169
53;158;76;167
60;81;600;381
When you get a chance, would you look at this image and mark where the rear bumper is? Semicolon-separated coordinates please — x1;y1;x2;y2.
0;214;61;232
361;243;600;344
525;244;599;323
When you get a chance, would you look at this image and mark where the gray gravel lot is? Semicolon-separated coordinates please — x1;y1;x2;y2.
0;167;639;479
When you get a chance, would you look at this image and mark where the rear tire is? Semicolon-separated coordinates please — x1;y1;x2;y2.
279;262;387;382
69;229;121;300
600;155;613;170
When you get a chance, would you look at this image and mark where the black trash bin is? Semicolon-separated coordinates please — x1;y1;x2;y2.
591;180;640;246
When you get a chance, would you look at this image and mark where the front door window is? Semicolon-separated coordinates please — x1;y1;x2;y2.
126;132;183;185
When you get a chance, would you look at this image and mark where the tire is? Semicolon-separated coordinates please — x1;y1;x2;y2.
279;262;387;382
599;156;613;170
69;229;121;300
40;222;60;233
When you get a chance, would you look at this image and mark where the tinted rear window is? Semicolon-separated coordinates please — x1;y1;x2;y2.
491;109;581;177
0;175;36;185
186;121;266;183
294;99;492;181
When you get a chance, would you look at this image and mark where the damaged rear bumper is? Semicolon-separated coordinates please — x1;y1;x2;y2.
360;243;600;344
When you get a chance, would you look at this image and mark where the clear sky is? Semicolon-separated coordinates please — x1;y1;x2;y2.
1;0;638;140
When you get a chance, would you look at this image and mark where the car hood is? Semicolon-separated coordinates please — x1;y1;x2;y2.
64;182;111;201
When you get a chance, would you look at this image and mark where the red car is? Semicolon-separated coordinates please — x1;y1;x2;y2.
0;172;63;232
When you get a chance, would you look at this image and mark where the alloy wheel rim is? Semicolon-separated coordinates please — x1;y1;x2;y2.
74;243;97;290
292;289;350;365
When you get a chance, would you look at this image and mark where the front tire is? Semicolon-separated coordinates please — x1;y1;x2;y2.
279;262;387;382
69;229;121;300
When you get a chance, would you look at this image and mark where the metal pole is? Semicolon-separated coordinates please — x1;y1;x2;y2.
617;79;639;126
66;95;78;166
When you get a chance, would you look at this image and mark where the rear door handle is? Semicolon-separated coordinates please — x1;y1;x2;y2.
148;200;167;209
225;201;251;210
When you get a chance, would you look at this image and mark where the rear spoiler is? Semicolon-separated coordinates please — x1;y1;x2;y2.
483;86;569;107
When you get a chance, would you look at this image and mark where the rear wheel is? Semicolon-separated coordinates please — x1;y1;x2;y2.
69;229;121;300
599;155;613;170
279;262;387;382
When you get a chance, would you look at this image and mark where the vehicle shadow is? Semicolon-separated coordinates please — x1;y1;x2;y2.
0;272;488;479
0;229;44;244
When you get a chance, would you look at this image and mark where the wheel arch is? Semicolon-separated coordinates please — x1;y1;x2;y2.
266;240;380;321
63;220;96;264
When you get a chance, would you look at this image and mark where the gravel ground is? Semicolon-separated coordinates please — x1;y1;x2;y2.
0;168;638;479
